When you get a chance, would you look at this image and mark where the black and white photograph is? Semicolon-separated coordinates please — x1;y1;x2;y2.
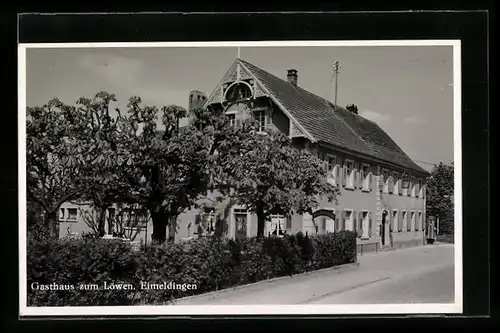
19;40;462;316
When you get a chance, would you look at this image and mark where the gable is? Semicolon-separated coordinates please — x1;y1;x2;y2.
205;59;268;107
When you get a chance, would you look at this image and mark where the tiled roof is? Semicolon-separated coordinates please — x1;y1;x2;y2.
239;59;428;175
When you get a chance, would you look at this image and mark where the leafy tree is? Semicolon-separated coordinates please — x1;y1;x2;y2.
217;128;339;238
426;162;454;234
346;104;359;114
74;91;135;237
26;98;88;238
116;98;246;244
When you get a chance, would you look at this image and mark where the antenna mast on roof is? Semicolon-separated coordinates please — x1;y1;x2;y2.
333;60;341;111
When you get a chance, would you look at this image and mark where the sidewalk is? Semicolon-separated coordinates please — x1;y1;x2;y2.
172;243;454;305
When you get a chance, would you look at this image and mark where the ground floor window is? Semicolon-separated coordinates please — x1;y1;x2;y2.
195;211;215;237
343;210;353;231
269;215;286;237
392;210;399;232
400;211;406;232
410;211;416;232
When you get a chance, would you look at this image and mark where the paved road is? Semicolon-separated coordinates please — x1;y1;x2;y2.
173;243;455;305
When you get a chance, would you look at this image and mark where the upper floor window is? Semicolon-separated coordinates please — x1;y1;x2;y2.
227;113;236;127
382;169;390;193
225;82;253;102
253;110;266;132
360;164;370;191
327;155;339;186
393;172;400;195
344;160;355;188
67;208;77;221
411;177;417;197
59;207;79;222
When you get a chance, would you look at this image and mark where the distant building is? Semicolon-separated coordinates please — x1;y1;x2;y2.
59;58;429;251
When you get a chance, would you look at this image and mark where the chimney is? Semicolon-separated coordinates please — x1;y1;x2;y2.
188;90;207;125
287;69;298;86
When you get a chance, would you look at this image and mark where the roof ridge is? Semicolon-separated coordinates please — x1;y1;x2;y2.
239;58;379;125
237;58;428;175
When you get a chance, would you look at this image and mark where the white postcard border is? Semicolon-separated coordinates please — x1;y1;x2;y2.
18;40;463;316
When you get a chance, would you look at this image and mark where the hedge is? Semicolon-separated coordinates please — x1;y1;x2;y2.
27;231;356;306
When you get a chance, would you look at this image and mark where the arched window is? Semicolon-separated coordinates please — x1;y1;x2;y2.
225;82;253;102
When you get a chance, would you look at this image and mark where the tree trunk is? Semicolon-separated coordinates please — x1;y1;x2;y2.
168;216;177;244
256;204;266;239
45;210;58;238
97;208;106;237
151;211;168;244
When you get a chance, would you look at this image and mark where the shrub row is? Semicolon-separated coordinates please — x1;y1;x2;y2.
27;231;357;306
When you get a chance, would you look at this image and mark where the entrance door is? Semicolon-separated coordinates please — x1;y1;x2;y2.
381;210;388;245
234;209;247;240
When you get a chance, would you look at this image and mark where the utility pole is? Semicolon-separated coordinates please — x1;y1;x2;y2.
333;61;341;111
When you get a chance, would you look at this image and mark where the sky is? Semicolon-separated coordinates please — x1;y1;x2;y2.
25;45;454;170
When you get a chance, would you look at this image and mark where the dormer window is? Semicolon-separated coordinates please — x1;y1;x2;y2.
225;81;253;103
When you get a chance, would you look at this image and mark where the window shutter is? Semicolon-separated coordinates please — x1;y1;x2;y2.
398;174;403;194
388;175;394;193
358;211;363;238
286;216;292;229
353;211;357;234
368;212;373;237
341;211;346;230
235;119;241;128
335;165;341;186
335;214;340;232
359;167;364;188
352;164;357;189
416;181;420;198
407;177;412;196
342;164;347;187
369;171;373;191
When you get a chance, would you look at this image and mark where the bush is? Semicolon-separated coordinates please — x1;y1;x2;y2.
27;231;357;306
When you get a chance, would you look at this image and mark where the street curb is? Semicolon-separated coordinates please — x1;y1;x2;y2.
171;262;360;304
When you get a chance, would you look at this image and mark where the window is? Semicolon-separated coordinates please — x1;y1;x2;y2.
402;173;410;196
285;216;292;230
344;160;355;188
392;210;399;232
123;209;148;228
327;155;339;186
344;210;353;231
225;82;253;102
253;110;266;132
411;177;416;197
227;113;236;127
410;212;416;232
195;212;215;237
400;211;406;232
361;164;370;191
270;215;286;237
67;208;77;221
416;178;422;198
360;211;370;239
383;169;390;193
